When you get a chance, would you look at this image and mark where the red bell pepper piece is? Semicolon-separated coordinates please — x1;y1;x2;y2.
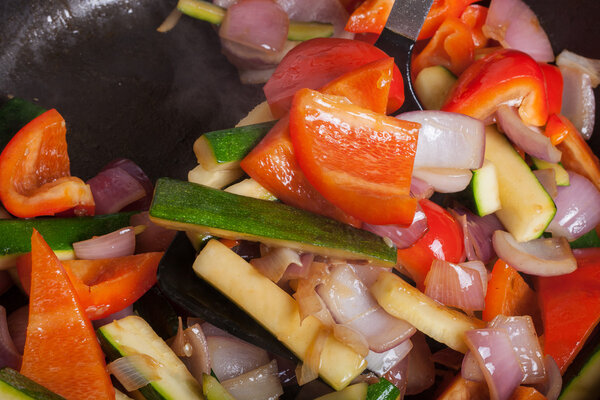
345;0;394;35
396;199;465;290
21;230;115;400
544;113;574;146
241;58;396;227
418;0;478;41
18;252;163;320
263;38;405;117
240;117;362;227
536;248;600;374
459;5;488;49
289;89;419;225
442;49;549;126
539;63;564;116
0;110;95;218
556;117;600;192
412;17;475;78
482;259;541;327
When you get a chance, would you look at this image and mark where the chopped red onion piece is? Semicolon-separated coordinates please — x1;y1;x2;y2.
460;261;489;296
332;324;369;357
559;65;596;140
250;247;301;282
279;253;314;285
383;356;408;398
130;212;176;252
432;347;464;370
533;169;558;198
461;350;485;382
93;305;135;329
7;306;28;355
496;105;561;163
0;271;13;297
349;264;391;289
410;176;435;200
238;67;277;85
108;354;160;391
182;324;211;380
206;335;270;381
424;260;485;313
220;0;288;53
548;171;600;240
88;167;146;215
406;332;435;395
483;0;553;62
492;230;577;276
557;50;600;88
316;264;415;352
450;205;503;264
200;322;235;338
398;111;485;170
221;38;296;71
221;360;283;400
362;206;428;249
412;168;473;193
489;315;545;384
102;159;153;211
365;339;413;376
464;329;524;400
0;306;21;370
535;355;562;400
73;226;136;260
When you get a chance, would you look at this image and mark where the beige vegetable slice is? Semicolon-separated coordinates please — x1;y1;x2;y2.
370;271;485;353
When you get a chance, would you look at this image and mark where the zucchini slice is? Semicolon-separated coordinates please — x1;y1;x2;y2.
0;98;46;153
560;342;600;400
371;271;485;353
0;368;65;400
414;66;457;110
0;213;134;269
188;164;244;189
149;178;397;267
485;126;556;242
202;374;235;400
193;239;367;390
224;178;276;201
531;157;570;186
456;159;501;217
193;121;275;171
314;383;368;400
97;316;204;400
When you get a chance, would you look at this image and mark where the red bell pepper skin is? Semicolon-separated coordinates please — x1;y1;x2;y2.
263;38;405;117
412;17;475;78
0;109;95;218
18;252;163;320
289;89;420;225
345;0;394;35
418;0;479;41
536;248;600;374
442;49;549;126
459;5;488;49
21;230;115;400
544;113;573;146
539;63;564;116
396;199;465;290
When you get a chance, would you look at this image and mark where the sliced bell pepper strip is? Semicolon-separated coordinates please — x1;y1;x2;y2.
509;386;547;400
441;49;549;126
289;89;419;225
539;63;564;116
482;259;542;329
544;113;574;146
0;109;94;218
412;17;475;78
396;199;465;290
20;230;115;400
556;118;600;192
536;248;600;374
17;252;163;320
418;0;478;41
345;0;394;35
263;38;404;117
241;58;396;227
536;248;600;373
459;4;488;49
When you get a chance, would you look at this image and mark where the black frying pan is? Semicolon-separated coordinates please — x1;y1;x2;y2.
1;0;600;395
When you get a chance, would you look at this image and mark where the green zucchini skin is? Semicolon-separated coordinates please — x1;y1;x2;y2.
0;98;46;153
560;341;600;400
0;368;66;400
0;213;135;268
149;178;397;267
366;377;401;400
198;121;276;165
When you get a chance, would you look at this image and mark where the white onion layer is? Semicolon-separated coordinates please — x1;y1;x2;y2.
73;226;136;260
559;65;596;140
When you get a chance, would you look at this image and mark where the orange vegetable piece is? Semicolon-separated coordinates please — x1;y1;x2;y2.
509;386;547;400
544;113;573;146
412;17;475;77
0;110;94;218
21;230;115;400
539;63;564;116
418;0;478;40
482;259;541;325
345;0;394;35
289;89;419;225
459;4;489;49
556;118;600;192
